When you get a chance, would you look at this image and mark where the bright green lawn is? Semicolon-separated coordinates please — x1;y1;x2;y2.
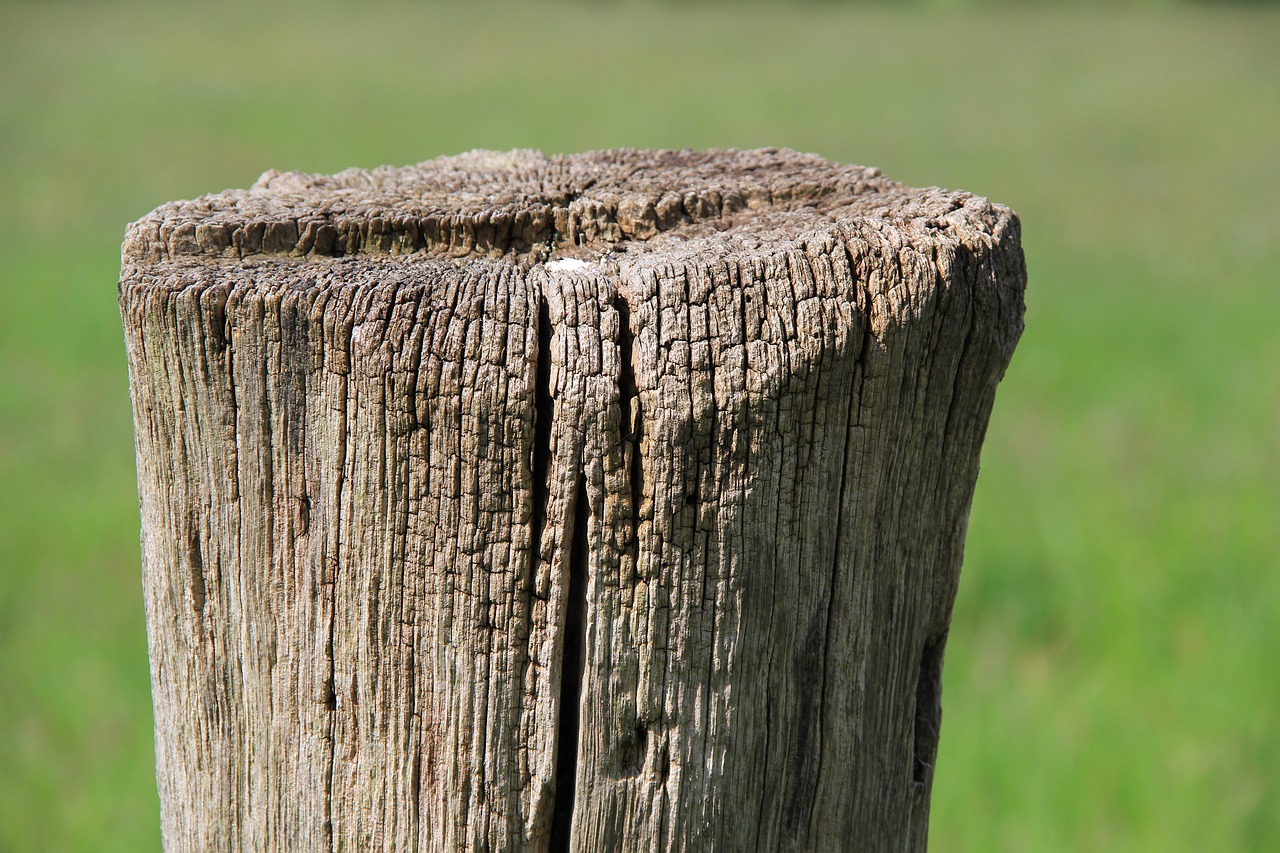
1;1;1277;850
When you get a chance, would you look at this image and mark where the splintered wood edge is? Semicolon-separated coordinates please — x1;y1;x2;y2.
119;148;1021;279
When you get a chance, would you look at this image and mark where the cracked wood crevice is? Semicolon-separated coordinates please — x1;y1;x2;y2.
548;469;590;852
120;149;1025;853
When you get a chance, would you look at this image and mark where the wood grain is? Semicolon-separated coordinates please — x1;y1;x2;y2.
120;148;1026;852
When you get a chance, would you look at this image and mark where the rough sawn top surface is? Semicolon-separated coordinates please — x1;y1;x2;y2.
121;148;1016;273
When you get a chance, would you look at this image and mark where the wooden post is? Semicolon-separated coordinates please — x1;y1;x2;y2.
120;149;1025;852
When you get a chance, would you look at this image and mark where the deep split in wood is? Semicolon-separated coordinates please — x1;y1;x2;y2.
120;149;1026;852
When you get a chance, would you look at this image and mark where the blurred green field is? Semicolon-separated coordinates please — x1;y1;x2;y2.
1;1;1277;850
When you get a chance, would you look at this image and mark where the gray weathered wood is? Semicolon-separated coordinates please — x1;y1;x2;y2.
120;148;1026;852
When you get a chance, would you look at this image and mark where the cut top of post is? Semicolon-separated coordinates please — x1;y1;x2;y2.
121;148;1017;279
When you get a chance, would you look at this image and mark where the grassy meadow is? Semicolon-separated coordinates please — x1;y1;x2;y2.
1;1;1277;850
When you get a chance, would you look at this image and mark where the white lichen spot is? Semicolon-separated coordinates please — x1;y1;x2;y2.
546;258;591;272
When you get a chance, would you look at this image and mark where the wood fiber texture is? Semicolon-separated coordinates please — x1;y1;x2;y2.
120;148;1026;852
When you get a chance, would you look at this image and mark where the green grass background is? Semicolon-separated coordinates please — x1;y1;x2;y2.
1;1;1276;850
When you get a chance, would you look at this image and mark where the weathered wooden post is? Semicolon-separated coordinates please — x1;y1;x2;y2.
120;149;1025;852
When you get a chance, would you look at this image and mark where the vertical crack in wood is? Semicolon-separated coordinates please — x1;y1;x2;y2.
613;294;643;559
187;521;206;616
224;298;240;503
613;290;646;780
550;470;590;852
530;294;554;573
528;285;559;847
912;633;945;788
322;313;351;853
399;285;428;850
